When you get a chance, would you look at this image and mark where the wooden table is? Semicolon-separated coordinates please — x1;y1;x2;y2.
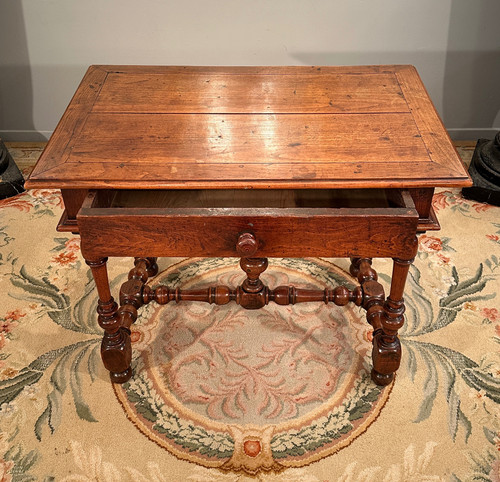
26;65;471;386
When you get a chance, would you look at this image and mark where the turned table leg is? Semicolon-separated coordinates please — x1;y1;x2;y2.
371;257;414;385
349;256;370;279
86;257;132;383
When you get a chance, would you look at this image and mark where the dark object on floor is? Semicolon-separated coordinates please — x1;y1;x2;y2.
462;132;500;206
0;139;25;199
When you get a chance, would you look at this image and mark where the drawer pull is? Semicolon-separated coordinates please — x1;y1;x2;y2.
236;232;258;257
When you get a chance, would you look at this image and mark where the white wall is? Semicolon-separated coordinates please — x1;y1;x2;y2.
1;0;499;141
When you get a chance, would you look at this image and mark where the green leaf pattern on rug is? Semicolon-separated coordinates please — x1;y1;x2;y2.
0;225;14;251
8;260;105;335
123;358;234;458
9;261;72;330
271;374;381;459
34;340;100;441
3;443;39;481
396;262;499;443
1;250;115;440
452;426;500;482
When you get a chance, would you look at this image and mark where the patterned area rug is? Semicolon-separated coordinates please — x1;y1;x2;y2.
0;143;499;480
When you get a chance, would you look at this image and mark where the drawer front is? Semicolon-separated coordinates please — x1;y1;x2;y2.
77;195;419;260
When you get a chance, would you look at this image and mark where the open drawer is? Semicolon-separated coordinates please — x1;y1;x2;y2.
77;188;419;260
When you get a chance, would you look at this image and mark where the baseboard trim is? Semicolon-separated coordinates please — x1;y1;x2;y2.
0;131;51;142
448;128;499;141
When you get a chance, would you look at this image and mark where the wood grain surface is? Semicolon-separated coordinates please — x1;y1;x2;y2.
78;207;419;259
26;65;471;190
93;71;408;114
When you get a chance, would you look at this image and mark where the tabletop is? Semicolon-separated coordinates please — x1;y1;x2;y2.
26;65;471;190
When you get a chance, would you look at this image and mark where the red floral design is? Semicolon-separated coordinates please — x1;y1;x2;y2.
4;310;25;322
0;310;24;345
0;189;62;213
0;459;14;482
50;237;81;267
243;440;262;457
472;202;493;213
432;191;450;212
419;235;443;252
481;308;499;322
1;367;18;379
0;195;33;212
0;320;18;335
52;251;78;266
130;330;142;343
432;190;495;214
486;234;500;242
30;189;63;208
64;237;80;253
436;253;450;264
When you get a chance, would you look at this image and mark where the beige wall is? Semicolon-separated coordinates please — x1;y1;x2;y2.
1;0;499;141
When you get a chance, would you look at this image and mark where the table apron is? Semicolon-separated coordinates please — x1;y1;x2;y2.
77;209;419;259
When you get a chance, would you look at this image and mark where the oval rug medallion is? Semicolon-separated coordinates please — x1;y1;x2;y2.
114;258;392;474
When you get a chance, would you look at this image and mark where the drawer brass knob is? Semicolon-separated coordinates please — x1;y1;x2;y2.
236;232;258;257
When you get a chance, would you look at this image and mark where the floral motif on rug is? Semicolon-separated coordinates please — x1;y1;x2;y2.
114;258;391;474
